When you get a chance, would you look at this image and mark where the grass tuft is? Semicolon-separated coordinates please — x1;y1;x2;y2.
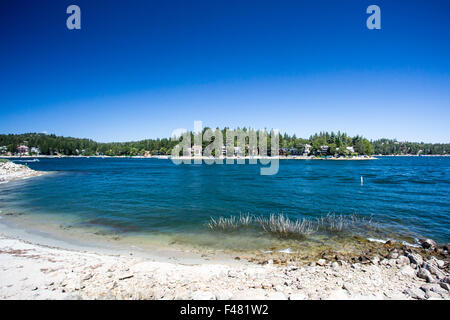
207;213;378;239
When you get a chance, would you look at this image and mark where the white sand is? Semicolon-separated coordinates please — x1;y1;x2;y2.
0;230;448;300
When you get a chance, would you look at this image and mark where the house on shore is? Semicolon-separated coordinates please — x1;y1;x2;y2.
303;144;311;156
30;147;41;154
17;145;29;155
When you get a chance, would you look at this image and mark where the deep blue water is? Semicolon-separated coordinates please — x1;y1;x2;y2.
0;157;449;248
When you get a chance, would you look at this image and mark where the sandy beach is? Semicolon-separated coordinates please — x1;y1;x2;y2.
0;228;449;300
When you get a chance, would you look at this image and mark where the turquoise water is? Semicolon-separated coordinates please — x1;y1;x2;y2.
0;157;449;251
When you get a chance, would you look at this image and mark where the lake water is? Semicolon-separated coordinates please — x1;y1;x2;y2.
0;157;449;254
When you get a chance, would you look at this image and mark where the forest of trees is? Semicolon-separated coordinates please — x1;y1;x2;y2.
0;131;448;156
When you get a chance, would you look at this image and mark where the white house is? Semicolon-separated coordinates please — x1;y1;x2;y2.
346;146;355;153
303;144;311;155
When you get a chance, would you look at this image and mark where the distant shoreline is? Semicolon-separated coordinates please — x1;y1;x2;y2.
2;154;450;160
1;155;379;160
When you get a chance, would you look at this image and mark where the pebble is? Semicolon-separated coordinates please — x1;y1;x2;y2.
317;259;326;266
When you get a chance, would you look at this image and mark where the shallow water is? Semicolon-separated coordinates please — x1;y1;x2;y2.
0;157;449;253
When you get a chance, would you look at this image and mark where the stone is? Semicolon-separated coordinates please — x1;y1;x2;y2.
423;262;445;280
380;259;389;266
417;268;434;283
421;284;447;296
387;251;399;259
420;239;437;250
399;265;416;277
425;291;442;299
286;264;298;271
429;257;445;269
397;256;410;266
342;283;356;294
317;259;326;266
385;240;395;247
406;253;423;266
358;255;369;263
404;288;426;300
331;262;339;270
439;282;450;291
388;259;397;267
83;273;93;281
371;256;380;265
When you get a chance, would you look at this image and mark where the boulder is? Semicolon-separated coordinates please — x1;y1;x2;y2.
406;252;423;266
423;262;445;280
420;284;446;296
428;257;445;269
399;265;416;277
440;282;450;292
397;256;410;266
387;251;399;259
419;239;437;250
404;288;426;300
417;268;434;283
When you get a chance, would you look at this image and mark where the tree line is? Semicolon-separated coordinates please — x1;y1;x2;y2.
0;131;448;156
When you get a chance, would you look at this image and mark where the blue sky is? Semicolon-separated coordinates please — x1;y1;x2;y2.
1;0;449;142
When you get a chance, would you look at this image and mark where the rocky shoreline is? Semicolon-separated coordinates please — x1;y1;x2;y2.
0;160;46;183
0;233;448;300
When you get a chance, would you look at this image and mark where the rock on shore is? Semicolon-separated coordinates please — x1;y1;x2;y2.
0;161;44;183
0;235;448;300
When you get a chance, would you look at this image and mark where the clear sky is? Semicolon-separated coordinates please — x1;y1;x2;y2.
1;0;449;143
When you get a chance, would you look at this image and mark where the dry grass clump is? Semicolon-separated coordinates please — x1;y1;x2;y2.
317;213;376;232
207;213;253;231
207;212;378;239
255;213;316;238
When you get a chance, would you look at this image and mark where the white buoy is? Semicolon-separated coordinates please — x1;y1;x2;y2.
361;176;363;185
